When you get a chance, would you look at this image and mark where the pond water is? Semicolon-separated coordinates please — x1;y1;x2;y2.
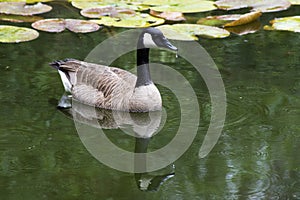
0;2;300;200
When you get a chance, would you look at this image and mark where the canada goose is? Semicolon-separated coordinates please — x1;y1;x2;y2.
50;28;177;112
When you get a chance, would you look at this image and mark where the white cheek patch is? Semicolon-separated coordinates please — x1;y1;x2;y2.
143;33;157;48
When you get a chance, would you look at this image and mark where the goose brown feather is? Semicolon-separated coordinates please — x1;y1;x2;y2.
51;59;161;112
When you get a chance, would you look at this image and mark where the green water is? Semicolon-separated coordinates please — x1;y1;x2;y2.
1;2;300;200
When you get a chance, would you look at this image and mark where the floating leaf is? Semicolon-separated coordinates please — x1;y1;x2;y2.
0;14;43;22
198;12;262;27
289;0;300;5
0;2;52;16
71;1;149;11
224;11;262;27
147;0;216;13
225;20;261;35
80;6;135;18
32;18;65;32
65;19;101;33
32;18;101;33
157;25;197;41
150;10;185;21
264;16;300;32
215;0;291;13
0;25;39;43
91;13;164;28
157;24;230;40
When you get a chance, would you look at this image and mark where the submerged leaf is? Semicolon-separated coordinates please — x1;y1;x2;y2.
157;24;230;40
32;18;65;32
215;0;291;13
0;14;43;22
0;2;52;16
150;10;185;21
91;13;164;28
65;19;100;33
0;25;39;43
264;16;300;32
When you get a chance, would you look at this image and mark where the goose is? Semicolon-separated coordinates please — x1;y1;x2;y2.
50;27;177;112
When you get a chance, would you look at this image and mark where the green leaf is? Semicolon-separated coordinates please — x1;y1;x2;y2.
264;16;300;32
147;0;216;13
215;0;291;13
157;24;230;40
91;13;164;28
0;2;52;16
71;1;149;11
288;0;300;5
0;25;39;43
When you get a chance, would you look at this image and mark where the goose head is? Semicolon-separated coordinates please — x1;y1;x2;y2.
138;28;177;51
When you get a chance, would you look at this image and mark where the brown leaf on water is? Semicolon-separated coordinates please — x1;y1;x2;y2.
224;11;262;27
80;6;136;18
0;14;43;23
225;20;261;35
150;10;185;21
65;19;101;33
215;0;290;13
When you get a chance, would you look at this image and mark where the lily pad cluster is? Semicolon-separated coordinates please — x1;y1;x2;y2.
1;0;300;43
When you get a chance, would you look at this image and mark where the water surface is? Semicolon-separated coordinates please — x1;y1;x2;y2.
0;2;299;200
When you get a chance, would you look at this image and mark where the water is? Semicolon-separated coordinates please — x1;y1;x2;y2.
1;2;300;199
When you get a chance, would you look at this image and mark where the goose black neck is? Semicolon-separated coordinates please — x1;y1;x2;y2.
136;48;152;87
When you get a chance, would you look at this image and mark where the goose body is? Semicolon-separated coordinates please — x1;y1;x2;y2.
50;28;177;112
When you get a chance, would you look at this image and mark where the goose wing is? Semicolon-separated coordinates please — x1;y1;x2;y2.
50;59;137;110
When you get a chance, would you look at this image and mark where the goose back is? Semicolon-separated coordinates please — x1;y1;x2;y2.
52;59;161;112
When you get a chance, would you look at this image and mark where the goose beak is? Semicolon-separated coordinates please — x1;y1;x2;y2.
163;38;178;51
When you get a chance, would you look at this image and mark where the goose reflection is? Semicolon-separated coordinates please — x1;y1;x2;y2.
58;96;175;191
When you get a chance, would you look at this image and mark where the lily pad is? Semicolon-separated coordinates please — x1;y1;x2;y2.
32;18;101;33
65;19;101;33
32;18;65;32
215;0;291;13
157;25;197;41
150;10;185;21
157;24;230;40
0;0;53;2
289;0;300;5
0;14;43;22
71;1;149;11
146;0;216;13
80;6;135;18
0;25;39;43
197;11;262;27
0;2;52;16
264;16;300;32
91;13;164;28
